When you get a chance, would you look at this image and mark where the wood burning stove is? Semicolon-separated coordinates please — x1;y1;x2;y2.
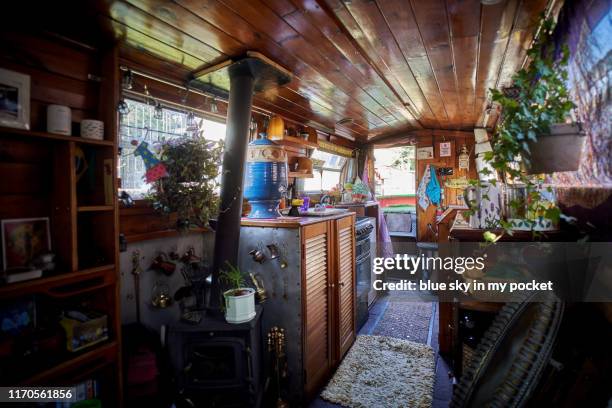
167;306;264;408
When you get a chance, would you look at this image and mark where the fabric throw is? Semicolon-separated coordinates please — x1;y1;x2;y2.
417;164;432;211
321;335;435;408
426;166;441;206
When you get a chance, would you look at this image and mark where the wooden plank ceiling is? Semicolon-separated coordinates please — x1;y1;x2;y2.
99;0;548;143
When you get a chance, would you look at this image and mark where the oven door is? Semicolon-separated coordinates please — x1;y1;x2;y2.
355;234;371;259
355;250;371;329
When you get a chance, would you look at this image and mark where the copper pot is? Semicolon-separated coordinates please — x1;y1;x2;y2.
296;157;313;173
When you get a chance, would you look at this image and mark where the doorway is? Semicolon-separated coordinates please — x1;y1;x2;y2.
374;146;417;241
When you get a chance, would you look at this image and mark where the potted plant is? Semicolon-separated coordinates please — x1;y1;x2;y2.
472;16;580;240
489;16;584;175
147;137;223;230
220;262;256;324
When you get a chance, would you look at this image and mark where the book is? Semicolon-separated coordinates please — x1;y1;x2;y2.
5;268;42;283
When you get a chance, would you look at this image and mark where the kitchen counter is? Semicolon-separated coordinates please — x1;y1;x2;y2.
449;226;568;242
335;200;379;208
240;211;355;228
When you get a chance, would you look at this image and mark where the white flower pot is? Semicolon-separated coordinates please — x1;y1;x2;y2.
223;288;256;324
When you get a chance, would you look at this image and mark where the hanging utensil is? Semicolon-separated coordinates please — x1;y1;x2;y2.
131;251;143;323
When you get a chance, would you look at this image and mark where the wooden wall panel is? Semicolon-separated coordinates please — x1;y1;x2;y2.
415;133;477;241
0;33;100;130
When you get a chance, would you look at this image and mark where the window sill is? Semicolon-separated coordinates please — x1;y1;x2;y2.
120;200;211;243
124;228;210;244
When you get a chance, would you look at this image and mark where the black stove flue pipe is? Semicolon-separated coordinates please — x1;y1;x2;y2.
208;65;254;314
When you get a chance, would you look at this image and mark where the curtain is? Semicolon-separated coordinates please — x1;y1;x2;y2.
359;148;393;256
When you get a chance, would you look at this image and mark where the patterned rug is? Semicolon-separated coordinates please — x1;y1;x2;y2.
372;301;433;344
321;335;435;408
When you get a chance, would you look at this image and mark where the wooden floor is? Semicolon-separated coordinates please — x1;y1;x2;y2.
310;293;453;407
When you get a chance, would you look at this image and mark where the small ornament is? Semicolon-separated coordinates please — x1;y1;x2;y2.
458;144;470;170
153;101;163;120
117;99;130;116
121;68;134;90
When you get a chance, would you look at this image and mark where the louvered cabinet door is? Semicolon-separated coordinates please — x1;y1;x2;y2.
335;216;356;358
302;222;331;396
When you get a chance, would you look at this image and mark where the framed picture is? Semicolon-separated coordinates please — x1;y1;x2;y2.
0;68;30;130
417;146;434;160
1;218;51;271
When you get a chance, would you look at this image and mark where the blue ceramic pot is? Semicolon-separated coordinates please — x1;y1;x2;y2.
244;137;288;218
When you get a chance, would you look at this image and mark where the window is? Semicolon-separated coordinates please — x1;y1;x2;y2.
374;147;416;198
119;99;226;198
303;150;347;192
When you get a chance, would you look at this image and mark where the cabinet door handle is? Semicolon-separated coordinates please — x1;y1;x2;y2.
339;282;345;287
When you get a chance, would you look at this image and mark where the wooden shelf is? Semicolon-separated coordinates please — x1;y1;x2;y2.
0;34;122;403
78;205;114;212
269;135;319;149
0;264;115;299
0;126;115;146
288;171;314;178
22;341;118;385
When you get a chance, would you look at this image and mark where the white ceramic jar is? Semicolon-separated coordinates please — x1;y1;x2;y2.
47;104;72;135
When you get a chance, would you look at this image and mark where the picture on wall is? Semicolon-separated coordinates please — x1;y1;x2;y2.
0;68;30;130
1;218;51;271
417;146;434;160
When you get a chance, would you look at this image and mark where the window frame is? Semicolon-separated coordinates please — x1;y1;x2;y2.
118;97;226;199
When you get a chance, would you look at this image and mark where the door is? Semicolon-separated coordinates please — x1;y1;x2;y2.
302;221;332;396
334;216;356;359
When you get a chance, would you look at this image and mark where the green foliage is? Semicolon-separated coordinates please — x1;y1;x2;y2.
488;16;574;177
147;137;223;229
220;261;246;289
475;16;573;237
390;146;416;171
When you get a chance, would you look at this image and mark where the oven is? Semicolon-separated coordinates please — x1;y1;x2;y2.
355;217;375;330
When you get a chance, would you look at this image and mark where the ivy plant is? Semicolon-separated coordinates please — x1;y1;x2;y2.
475;16;575;241
147;137;223;230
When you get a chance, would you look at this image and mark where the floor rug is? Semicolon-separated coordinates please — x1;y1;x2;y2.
321;335;435;408
372;301;433;344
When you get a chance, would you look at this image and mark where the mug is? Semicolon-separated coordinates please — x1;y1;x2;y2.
81;119;104;140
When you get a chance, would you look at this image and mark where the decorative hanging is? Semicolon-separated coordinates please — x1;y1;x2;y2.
131;139;168;183
117;99;130;116
210;97;218;114
121;68;134;90
153;101;163;120
458;144;470;170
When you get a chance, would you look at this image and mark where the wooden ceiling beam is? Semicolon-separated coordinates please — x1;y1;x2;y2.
367;128;474;148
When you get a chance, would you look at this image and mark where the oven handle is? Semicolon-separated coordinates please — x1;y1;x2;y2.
356;235;371;242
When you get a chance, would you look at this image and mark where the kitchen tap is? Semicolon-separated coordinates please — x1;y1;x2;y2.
320;194;332;205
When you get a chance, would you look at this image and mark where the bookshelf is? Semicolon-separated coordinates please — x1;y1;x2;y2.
0;31;122;405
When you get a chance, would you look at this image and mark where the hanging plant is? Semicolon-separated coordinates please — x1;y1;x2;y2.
475;16;578;241
147;137;224;230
